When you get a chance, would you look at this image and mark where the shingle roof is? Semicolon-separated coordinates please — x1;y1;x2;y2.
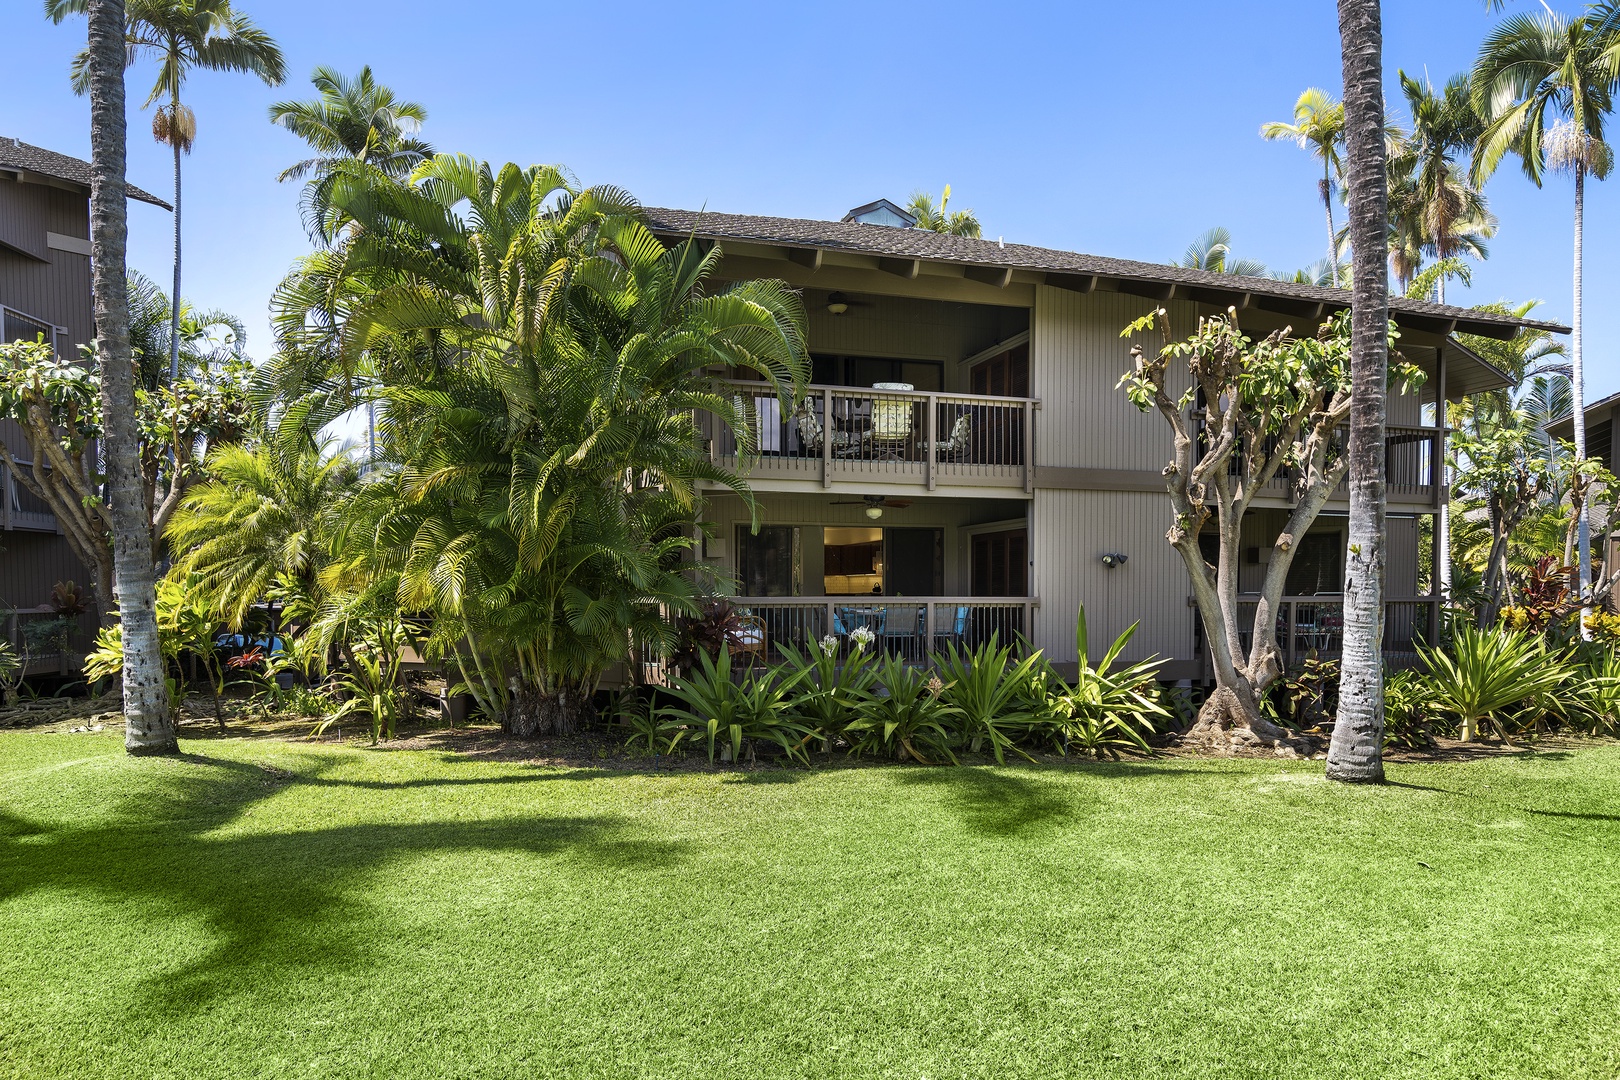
642;207;1570;340
0;138;170;210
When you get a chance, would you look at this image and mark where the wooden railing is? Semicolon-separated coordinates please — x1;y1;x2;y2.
1201;595;1441;673
707;382;1037;493
1198;415;1443;505
642;597;1035;679
1;462;59;532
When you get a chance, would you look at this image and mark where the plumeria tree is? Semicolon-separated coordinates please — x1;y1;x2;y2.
0;337;249;609
1120;307;1418;751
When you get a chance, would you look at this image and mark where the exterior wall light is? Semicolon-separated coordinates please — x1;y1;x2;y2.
1101;552;1128;568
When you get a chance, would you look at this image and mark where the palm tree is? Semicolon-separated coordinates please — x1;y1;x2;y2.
81;0;175;754
1261;88;1347;274
1326;0;1390;783
268;65;431;240
906;185;982;237
48;0;284;384
1472;7;1615;636
267;157;810;735
1394;70;1491;304
1176;227;1268;276
165;440;354;629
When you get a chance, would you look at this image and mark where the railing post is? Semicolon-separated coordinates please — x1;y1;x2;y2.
1286;601;1297;668
925;393;938;491
1023;400;1035;493
820;387;834;489
1;463;10;531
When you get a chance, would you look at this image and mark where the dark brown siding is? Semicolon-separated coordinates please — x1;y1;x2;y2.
0;178;94;347
0;530;93;609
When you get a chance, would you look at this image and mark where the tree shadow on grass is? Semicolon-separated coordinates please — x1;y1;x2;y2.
0;750;688;1016
897;767;1079;838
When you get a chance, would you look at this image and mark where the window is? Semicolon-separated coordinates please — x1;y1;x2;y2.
811;354;943;391
970;343;1029;398
1285;532;1342;595
822;527;943;596
736;525;801;597
972;529;1027;597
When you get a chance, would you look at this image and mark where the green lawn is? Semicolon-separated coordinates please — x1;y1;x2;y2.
2;731;1618;1079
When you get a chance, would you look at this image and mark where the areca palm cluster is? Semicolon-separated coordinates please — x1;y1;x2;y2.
259;154;809;735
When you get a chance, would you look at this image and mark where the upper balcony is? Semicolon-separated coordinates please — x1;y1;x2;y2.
705;381;1037;495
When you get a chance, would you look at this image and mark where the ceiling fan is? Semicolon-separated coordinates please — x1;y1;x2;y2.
823;291;874;316
831;494;912;519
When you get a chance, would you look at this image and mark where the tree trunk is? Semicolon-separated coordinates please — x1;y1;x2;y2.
1327;0;1388;783
504;680;593;738
169;121;183;383
1322;166;1338;277
1572;166;1592;638
88;0;175;755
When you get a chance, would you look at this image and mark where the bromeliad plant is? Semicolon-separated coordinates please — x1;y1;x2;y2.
659;647;816;765
845;656;960;764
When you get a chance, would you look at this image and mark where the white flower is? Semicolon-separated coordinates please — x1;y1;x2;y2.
848;626;876;651
819;634;840;657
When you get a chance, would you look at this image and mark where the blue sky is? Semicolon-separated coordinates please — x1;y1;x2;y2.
5;1;1615;400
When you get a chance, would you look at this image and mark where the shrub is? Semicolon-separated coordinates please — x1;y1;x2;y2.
1418;623;1573;743
933;636;1044;764
1381;668;1435;750
780;635;877;744
844;655;961;764
1565;650;1620;737
1037;608;1167;759
660;647;816;765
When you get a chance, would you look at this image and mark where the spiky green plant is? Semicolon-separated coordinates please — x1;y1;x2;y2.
844;656;961;764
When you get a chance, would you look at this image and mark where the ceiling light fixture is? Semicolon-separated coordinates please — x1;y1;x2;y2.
864;505;883;520
826;292;849;316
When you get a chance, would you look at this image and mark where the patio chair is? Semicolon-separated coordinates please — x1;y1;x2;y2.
868;383;915;459
833;605;885;638
930;412;971;460
934;604;970;651
793;404;858;458
726;615;767;667
882;606;926;662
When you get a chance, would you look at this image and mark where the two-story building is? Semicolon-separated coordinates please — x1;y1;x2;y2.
646;202;1566;680
1;137;168;660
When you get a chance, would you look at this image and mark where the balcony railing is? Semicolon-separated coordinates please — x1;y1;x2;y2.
1197;415;1443;506
1;463;58;532
707;382;1037;492
639;597;1034;682
1197;595;1441;675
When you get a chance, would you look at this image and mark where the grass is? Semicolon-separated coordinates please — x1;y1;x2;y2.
3;731;1619;1079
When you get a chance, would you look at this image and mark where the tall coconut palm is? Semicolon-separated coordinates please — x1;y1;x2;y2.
1261;88;1347;274
268;65;431;240
1472;7;1614;637
907;185;982;237
1395;70;1491;304
80;0;175;754
1327;0;1390;783
48;0;284;383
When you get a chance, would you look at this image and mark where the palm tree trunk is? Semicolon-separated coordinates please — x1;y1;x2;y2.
1323;163;1338;275
1327;0;1388;783
1572;165;1592;638
87;0;175;755
168;101;182;383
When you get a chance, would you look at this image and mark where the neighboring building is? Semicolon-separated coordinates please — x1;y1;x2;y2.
644;203;1565;679
1549;390;1619;611
0;137;168;659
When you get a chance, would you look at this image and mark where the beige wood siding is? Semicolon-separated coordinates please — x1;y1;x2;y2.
1030;489;1194;666
1031;285;1197;472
